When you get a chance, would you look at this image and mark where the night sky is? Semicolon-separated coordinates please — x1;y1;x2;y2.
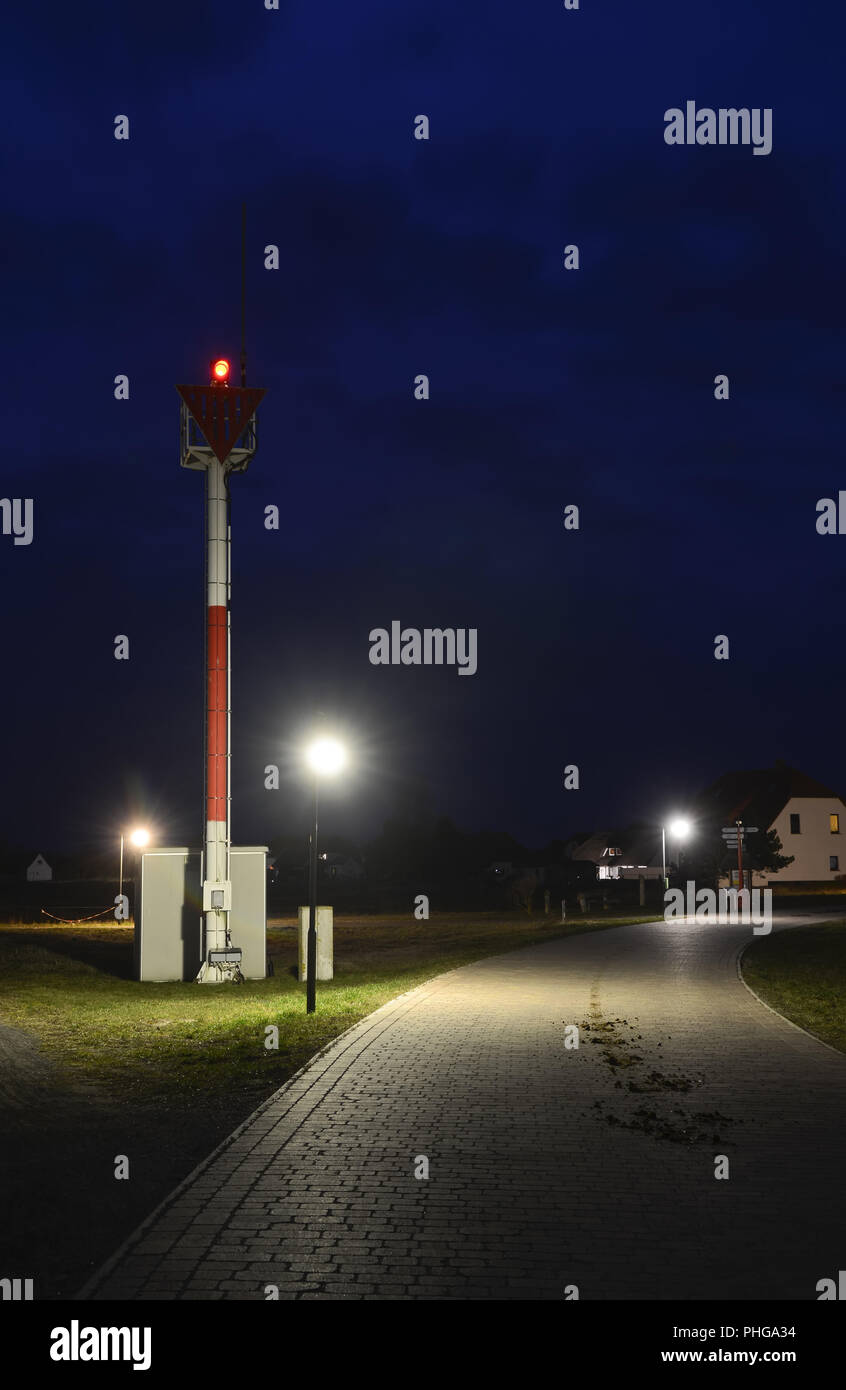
3;1;845;858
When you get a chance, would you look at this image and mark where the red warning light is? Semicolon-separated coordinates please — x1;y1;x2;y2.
210;357;230;385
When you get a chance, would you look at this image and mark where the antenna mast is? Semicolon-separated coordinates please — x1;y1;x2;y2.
240;203;247;388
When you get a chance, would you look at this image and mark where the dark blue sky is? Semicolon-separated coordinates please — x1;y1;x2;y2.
3;0;845;856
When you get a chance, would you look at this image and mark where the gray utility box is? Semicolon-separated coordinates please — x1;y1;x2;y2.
135;846;268;982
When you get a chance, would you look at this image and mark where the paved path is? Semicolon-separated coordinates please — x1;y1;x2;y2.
84;915;846;1300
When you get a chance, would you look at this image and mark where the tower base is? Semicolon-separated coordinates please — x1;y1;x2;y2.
134;846;268;982
196;958;244;985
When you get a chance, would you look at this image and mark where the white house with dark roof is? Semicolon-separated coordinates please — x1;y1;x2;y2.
698;762;846;886
567;828;664;881
26;853;52;882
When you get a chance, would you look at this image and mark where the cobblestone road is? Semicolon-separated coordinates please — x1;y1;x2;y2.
83;915;846;1300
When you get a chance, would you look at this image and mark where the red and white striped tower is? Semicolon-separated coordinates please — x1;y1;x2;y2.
202;443;230;979
177;360;265;983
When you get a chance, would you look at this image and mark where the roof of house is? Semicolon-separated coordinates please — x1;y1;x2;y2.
697;761;845;829
569;832;614;861
570;826;662;866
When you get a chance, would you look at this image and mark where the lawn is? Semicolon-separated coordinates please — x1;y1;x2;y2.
0;909;660;1104
0;908;657;1297
741;919;846;1054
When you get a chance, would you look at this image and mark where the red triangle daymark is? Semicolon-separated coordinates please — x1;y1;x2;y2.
176;385;266;464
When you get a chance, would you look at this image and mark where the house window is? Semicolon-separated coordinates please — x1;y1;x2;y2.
830;856;839;872
831;814;840;834
789;813;801;834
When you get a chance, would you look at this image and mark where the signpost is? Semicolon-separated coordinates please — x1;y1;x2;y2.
721;824;758;892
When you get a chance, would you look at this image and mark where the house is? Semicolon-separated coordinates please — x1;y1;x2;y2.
319;852;365;881
697;762;846;886
484;860;515;879
26;853;52;882
567;829;663;881
484;860;540;889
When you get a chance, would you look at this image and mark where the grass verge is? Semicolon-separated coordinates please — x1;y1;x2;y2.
741;919;846;1054
0;911;658;1103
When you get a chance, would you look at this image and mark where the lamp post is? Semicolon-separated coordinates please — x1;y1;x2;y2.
662;818;691;889
304;737;346;1014
119;827;150;901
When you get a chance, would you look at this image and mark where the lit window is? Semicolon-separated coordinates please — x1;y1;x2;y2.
831;814;840;834
789;813;801;834
830;856;839;872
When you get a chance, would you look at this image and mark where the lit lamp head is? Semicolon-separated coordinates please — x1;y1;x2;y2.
305;737;346;777
669;818;691;839
210;357;230;386
129;828;150;848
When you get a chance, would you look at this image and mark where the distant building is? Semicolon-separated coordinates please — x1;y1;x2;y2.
698;762;846;886
319;852;365;881
26;854;52;882
567;829;662;881
484;860;514;879
484;859;556;886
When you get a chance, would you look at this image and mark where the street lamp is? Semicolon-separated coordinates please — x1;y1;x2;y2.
119;827;150;902
662;818;691;889
304;738;346;1013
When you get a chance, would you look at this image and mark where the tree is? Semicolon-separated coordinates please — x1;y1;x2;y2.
678;818;793;888
510;869;539;915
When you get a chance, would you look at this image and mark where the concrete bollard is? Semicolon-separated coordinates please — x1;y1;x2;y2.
298;905;333;981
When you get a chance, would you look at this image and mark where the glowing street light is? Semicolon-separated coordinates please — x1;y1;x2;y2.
119;827;150;902
304;736;347;1013
306;737;346;777
662;817;692;889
